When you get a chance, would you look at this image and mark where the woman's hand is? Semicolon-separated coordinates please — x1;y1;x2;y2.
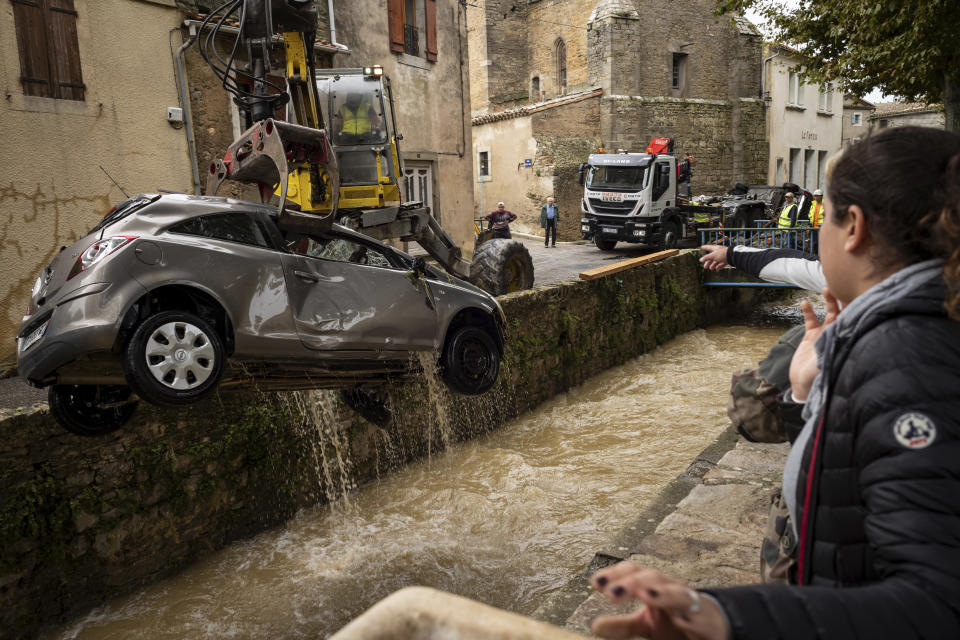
589;562;729;640
698;245;728;271
789;290;840;402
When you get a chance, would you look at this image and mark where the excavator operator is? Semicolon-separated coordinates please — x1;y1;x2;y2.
334;92;383;144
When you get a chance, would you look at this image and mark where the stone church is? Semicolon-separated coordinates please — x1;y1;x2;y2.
467;0;768;239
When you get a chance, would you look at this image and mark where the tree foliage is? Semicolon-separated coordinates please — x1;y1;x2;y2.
717;0;960;129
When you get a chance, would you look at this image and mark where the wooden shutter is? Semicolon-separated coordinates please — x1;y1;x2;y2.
11;0;54;97
387;0;405;53
46;0;85;100
424;0;437;61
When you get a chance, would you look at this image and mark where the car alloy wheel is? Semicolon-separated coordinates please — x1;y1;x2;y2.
124;310;225;407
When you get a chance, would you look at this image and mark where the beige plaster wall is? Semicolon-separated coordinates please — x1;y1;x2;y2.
472;116;553;235
765;48;843;189
334;0;476;252
0;0;193;371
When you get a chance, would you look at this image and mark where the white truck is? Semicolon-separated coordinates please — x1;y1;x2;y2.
577;138;763;250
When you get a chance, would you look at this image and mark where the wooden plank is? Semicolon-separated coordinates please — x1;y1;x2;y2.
578;249;679;281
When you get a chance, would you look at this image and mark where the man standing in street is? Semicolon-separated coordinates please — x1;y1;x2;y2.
540;196;559;247
809;189;824;227
485;202;518;239
776;191;799;248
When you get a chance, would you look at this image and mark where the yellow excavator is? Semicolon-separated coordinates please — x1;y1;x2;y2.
200;0;533;295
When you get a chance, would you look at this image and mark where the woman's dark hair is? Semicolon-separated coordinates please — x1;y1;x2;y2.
827;126;960;318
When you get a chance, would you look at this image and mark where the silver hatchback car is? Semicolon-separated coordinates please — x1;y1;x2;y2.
18;194;505;435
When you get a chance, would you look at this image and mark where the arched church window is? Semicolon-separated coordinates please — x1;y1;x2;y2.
554;39;567;95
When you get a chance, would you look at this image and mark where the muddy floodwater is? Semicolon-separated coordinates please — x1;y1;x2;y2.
50;324;789;640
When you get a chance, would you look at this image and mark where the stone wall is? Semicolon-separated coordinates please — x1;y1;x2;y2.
526;0;594;99
602;96;768;194
0;253;774;638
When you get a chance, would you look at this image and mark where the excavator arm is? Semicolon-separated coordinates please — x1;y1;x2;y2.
201;0;338;217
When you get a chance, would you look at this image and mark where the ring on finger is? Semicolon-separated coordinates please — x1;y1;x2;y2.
686;588;701;615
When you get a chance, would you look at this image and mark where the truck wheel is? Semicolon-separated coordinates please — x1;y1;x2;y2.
659;222;679;250
48;385;138;436
123;310;225;407
594;236;617;251
440;325;500;395
470;239;534;295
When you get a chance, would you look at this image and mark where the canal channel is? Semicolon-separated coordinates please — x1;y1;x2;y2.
49;323;790;639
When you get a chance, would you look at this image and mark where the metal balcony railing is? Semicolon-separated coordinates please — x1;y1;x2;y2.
404;24;419;56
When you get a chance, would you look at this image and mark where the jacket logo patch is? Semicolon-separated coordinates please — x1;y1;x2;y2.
893;413;937;449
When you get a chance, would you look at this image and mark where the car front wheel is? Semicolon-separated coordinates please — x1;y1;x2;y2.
440;326;500;395
123;310;225;407
49;384;138;436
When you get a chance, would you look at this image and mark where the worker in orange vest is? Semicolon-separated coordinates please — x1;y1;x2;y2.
810;189;825;227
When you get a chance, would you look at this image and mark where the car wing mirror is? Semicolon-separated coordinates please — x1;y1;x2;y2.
577;163;588;186
412;256;428;277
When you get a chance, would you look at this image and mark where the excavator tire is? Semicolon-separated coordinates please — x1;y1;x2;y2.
469;238;534;296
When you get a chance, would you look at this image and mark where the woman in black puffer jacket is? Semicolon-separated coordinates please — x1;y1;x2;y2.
588;127;960;640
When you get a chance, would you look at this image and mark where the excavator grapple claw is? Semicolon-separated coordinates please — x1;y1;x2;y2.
205;118;339;216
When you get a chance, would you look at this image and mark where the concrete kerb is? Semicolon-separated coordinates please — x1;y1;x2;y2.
530;425;741;627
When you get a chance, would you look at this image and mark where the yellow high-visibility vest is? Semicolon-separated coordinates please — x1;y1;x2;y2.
810;201;824;227
339;103;372;136
778;203;798;229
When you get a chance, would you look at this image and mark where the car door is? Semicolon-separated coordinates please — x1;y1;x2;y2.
280;231;439;352
650;161;673;218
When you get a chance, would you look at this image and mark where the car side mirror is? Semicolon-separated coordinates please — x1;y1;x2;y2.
578;163;588;186
412;256;428;276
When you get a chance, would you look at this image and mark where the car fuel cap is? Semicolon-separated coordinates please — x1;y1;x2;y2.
134;241;163;266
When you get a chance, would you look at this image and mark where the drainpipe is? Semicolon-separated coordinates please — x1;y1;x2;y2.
328;0;348;50
761;49;780;100
174;24;202;195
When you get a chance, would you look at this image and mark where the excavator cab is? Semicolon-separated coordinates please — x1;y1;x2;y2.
315;67;403;211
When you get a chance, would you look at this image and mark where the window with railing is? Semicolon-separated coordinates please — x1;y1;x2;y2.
388;0;437;62
404;24;419;56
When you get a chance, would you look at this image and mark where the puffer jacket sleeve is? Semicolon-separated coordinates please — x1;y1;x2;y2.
704;316;960;639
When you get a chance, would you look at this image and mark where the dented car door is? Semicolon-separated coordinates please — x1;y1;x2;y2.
281;233;439;352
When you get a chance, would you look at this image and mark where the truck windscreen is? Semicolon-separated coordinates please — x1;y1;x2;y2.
587;165;648;190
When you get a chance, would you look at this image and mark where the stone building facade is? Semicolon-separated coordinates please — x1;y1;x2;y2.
763;43;843;191
842;95;875;148
468;0;768;238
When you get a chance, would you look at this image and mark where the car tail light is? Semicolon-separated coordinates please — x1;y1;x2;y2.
67;236;138;280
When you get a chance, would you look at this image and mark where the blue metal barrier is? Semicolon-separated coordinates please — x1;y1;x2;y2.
698;224;817;288
698;225;819;253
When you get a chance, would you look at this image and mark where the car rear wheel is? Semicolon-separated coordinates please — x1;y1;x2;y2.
440;326;500;395
124;310;225;407
49;384;138;436
594;236;617;251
